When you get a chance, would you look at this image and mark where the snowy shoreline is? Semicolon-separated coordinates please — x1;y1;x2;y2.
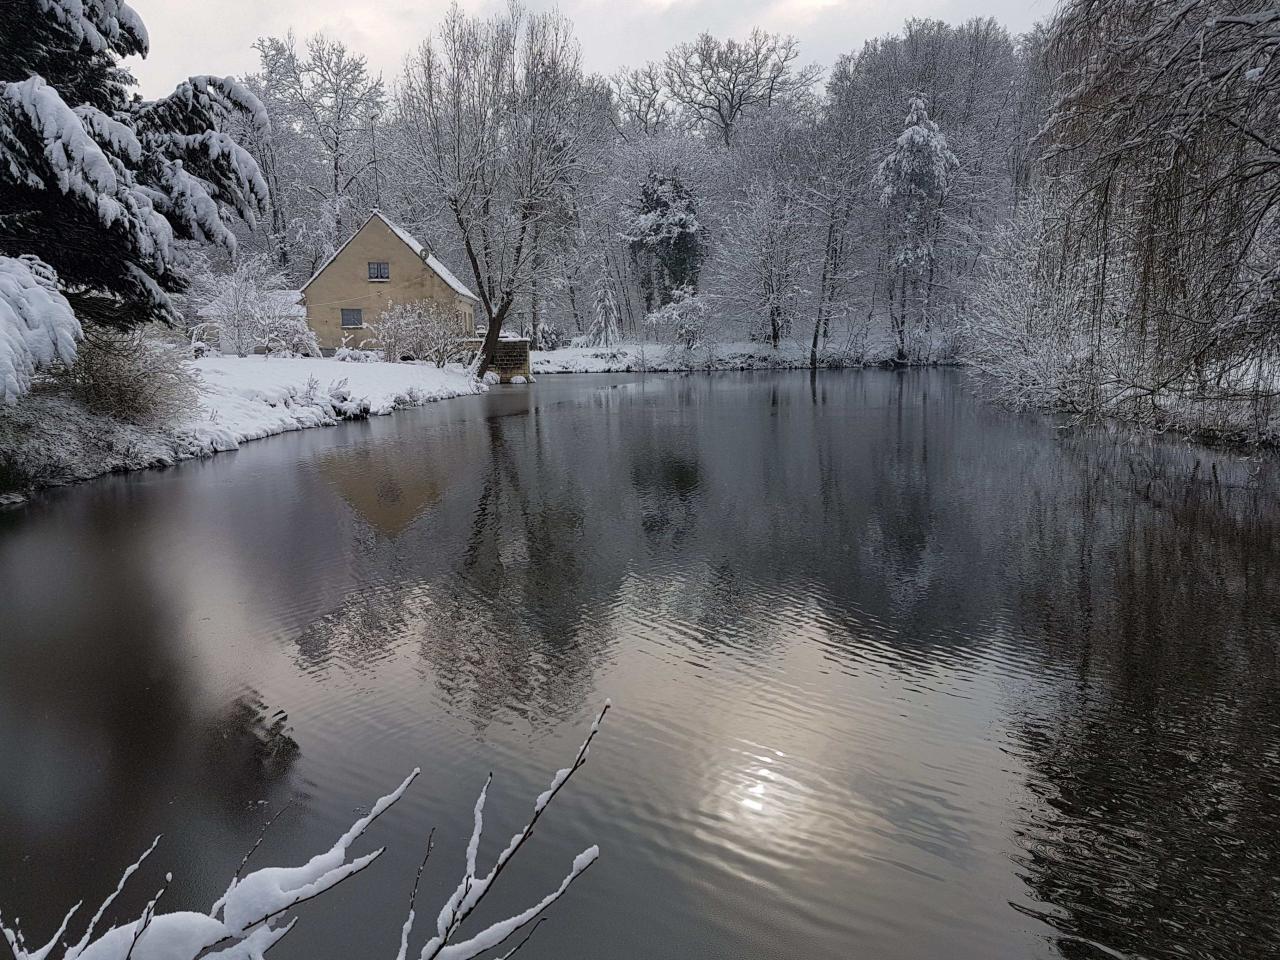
531;341;917;375
0;356;488;491
1;348;947;493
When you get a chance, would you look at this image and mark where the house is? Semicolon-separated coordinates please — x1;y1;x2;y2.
301;210;480;353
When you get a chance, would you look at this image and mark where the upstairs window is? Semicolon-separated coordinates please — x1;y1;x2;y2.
341;308;364;328
368;261;390;280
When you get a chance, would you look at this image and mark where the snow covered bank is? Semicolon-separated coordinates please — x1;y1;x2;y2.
0;357;486;488
532;341;903;374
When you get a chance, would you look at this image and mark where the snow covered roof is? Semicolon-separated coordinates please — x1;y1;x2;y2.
300;210;480;303
198;288;304;319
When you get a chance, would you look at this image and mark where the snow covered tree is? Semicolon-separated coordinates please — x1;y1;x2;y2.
0;256;79;403
192;255;309;358
662;30;820;146
586;275;622;347
395;3;608;374
251;34;384;259
369;300;463;366
0;0;269;400
874;97;958;361
622;171;703;312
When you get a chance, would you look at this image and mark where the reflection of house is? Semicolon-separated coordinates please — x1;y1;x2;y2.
301;210;480;353
319;445;446;537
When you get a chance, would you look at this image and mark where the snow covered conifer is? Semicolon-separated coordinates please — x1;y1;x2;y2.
623;171;703;311
873;97;958;360
0;0;269;399
587;277;622;347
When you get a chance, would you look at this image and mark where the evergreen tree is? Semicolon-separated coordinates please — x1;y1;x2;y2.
0;0;269;339
623;171;703;312
874;97;958;360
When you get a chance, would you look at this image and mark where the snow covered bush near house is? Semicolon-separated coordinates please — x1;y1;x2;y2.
368;301;465;367
193;257;314;358
0;705;609;960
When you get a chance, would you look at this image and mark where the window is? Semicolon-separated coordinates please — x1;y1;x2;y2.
341;308;364;328
367;261;389;280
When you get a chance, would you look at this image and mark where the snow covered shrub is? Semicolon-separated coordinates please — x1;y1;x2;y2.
0;704;610;960
961;195;1096;413
647;287;708;350
193;256;313;358
68;328;200;427
529;320;565;351
0;256;81;404
370;301;464;366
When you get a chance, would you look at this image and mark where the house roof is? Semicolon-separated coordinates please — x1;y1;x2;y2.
198;288;304;319
300;210;480;303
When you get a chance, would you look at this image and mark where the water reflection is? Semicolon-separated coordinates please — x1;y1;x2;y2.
1;371;1278;960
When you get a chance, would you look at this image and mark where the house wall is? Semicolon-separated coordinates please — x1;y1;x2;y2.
302;217;477;351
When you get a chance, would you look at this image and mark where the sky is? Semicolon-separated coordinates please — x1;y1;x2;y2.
124;0;1051;98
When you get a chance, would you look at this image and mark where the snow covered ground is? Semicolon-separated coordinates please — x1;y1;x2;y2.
0;357;486;489
188;356;485;447
532;341;870;374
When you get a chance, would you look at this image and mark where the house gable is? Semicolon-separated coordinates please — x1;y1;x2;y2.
300;211;479;351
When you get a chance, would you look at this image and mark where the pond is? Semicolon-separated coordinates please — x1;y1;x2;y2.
1;370;1278;960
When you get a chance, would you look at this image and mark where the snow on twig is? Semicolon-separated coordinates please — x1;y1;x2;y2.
1;708;609;960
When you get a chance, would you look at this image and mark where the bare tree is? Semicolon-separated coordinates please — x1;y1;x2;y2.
610;63;671;137
662;29;820;146
253;33;385;251
394;3;604;374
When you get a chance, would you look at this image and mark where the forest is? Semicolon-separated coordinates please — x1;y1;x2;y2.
3;0;1280;443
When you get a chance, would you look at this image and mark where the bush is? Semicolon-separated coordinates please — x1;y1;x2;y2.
192;256;317;358
647;287;707;349
67;328;200;426
369;300;465;366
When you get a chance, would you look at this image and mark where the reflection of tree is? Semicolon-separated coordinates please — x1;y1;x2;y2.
202;692;301;807
1004;439;1280;959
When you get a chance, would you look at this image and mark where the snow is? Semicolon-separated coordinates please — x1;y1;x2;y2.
0;256;81;404
0;356;487;488
180;356;486;453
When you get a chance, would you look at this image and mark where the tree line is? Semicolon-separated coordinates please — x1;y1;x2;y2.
227;8;1041;369
5;0;1278;440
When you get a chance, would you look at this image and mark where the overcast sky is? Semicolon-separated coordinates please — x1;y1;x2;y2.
124;0;1052;97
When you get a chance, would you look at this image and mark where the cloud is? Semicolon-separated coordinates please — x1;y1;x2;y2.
123;0;1050;97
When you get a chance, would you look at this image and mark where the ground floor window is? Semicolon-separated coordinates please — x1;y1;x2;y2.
341;308;364;328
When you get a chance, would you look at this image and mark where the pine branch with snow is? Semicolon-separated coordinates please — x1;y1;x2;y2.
0;256;80;405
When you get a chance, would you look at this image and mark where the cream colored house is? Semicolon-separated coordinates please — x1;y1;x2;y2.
301;210;480;352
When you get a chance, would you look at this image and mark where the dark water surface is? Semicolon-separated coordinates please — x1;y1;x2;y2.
2;370;1279;960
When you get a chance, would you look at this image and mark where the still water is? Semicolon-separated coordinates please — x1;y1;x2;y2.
1;371;1278;960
